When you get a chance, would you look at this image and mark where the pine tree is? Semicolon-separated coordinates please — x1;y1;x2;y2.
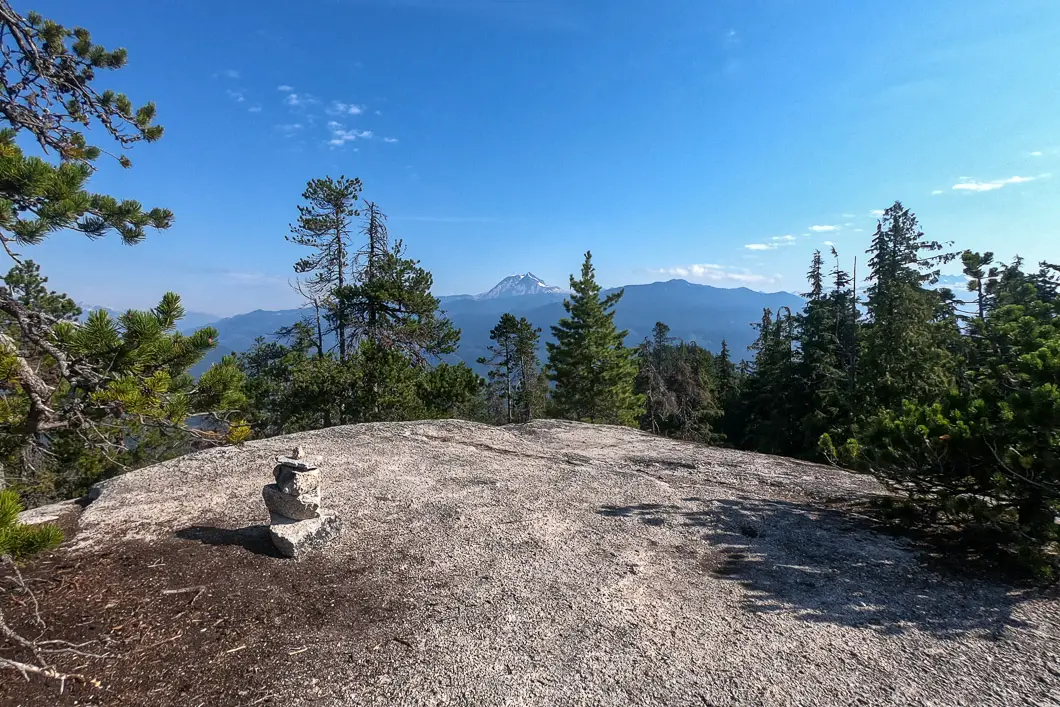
479;313;521;424
0;3;180;449
2;261;81;322
733;307;801;454
794;250;851;455
287;176;362;362
547;251;642;425
511;317;545;423
861;202;956;412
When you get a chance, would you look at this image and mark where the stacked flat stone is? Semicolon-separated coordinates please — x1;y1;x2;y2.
264;446;341;558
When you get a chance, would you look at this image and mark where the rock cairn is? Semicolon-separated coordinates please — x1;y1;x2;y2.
264;446;341;558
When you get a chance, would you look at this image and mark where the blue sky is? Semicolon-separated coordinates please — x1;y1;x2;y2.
23;0;1060;316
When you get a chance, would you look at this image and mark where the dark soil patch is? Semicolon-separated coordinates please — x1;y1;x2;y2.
1;523;415;706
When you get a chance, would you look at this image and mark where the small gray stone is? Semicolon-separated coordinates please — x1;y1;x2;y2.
276;456;318;471
273;465;322;497
268;512;341;558
262;483;320;520
292;445;305;460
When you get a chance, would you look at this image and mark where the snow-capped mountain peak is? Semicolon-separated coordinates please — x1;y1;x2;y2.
474;272;566;300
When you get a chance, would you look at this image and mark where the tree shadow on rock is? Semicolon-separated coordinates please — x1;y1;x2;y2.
598;497;1038;640
175;524;282;558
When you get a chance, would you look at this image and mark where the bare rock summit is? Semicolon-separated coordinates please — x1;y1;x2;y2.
9;419;1060;706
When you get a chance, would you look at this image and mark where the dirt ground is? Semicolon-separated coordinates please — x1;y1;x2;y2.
2;505;417;706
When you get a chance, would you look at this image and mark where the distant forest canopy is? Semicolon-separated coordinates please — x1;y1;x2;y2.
0;2;1056;578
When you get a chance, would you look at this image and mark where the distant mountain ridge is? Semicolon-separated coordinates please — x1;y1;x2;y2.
188;276;803;376
78;303;221;332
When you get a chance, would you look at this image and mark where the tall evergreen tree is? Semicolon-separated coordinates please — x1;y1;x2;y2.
734;306;801;454
479;313;521;424
512;317;545;423
794;250;852;455
860;202;956;412
547;252;642;425
286;176;362;362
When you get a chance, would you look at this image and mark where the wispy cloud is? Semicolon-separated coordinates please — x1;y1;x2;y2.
822;240;835;246
931;189;944;195
853;228;864;233
248;105;262;113
222;69;240;79
277;85;294;92
841;213;856;219
285;92;317;107
225;89;245;103
383;137;399;143
870;210;885;217
936;274;970;287
745;235;797;251
276;123;303;135
809;225;838;233
952;175;1039;192
1030;151;1043;157
217;270;286;286
327;121;373;146
652;263;779;287
327;101;364;116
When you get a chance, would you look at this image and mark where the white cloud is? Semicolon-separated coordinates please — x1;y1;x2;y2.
823;240;835;246
843;222;853;227
841;213;855;219
223;69;240;79
653;263;778;286
276;123;303;135
225;89;245;103
277;85;294;92
744;243;774;251
1030;151;1043;157
870;210;885;216
248;105;262;113
952;175;1037;192
285;92;307;107
328;101;364;116
931;189;944;195
770;234;796;242
327;122;373;147
383;137;399;143
853;228;864;233
810;225;838;232
219;270;285;286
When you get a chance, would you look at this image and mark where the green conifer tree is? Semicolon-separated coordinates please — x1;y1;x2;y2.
547;252;642;426
286;176;362;362
860;202;956;412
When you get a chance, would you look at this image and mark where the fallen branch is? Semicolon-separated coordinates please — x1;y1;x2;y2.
1;554;99;692
0;656;86;694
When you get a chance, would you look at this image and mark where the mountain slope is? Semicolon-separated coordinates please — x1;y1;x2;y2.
473;272;567;300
